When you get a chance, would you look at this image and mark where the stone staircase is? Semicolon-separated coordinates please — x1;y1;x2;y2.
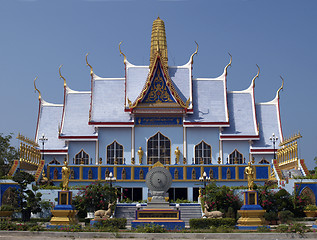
114;203;202;227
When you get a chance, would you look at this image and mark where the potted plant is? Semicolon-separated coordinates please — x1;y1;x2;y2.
0;204;14;218
304;204;317;217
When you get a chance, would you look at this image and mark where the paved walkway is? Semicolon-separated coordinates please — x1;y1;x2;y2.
0;231;317;240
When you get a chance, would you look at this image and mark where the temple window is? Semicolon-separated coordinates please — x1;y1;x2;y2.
106;141;124;165
228;149;243;164
147;132;171;165
75;149;89;165
259;158;270;164
194;141;212;164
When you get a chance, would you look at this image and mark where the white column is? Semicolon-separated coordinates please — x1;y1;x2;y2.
95;139;99;165
183;125;187;163
219;127;223;164
188;187;193;201
131;126;135;161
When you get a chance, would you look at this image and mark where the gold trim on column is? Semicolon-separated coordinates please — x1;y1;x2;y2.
79;166;83;180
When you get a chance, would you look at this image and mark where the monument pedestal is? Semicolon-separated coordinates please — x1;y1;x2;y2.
236;190;267;230
131;162;185;230
48;191;78;228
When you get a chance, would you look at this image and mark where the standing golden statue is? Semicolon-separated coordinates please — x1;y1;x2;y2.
62;160;70;190
245;161;254;190
175;147;180;164
137;147;143;165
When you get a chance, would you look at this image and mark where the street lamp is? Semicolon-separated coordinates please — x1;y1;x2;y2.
39;133;48;160
270;133;278;160
199;171;211;194
105;172;116;188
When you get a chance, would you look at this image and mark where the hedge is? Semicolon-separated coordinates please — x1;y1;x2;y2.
100;218;127;229
189;218;236;229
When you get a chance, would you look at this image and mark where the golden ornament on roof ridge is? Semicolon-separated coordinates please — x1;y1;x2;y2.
33;76;41;100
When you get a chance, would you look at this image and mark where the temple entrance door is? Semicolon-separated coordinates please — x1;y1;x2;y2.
168;188;188;201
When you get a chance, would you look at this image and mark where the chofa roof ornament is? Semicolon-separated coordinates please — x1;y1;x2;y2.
33;76;41;100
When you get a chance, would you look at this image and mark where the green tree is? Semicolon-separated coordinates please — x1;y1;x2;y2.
12;171;42;221
0;133;19;177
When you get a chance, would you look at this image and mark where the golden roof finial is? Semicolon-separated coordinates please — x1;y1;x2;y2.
85;53;93;76
119;41;127;64
224;53;232;76
190;41;199;64
59;65;67;87
251;64;260;88
33;77;41;100
150;17;168;69
277;76;284;99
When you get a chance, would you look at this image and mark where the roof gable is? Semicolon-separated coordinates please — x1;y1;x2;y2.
127;53;189;110
141;62;176;104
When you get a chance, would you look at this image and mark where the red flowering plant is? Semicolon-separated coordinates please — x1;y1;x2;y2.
73;181;117;218
292;184;311;217
203;182;242;218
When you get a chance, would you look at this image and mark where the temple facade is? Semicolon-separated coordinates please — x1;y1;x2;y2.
15;17;309;201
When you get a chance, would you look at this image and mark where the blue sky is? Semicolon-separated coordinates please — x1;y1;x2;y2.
0;0;316;169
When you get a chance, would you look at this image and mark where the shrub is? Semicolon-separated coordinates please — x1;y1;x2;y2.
189;218;235;229
257;226;271;232
203;182;241;218
0;204;14;211
263;211;278;222
278;210;294;224
135;223;166;233
276;222;311;234
304;204;317;211
101;218;127;229
73;181;117;217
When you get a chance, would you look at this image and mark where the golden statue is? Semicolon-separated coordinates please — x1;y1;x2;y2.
175;147;180;164
245;161;254;190
62;160;70;190
199;187;202;198
137;147;143;164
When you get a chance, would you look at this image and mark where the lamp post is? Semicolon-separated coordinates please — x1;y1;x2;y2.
199;171;210;195
38;133;48;160
270;133;278;160
105;172;116;188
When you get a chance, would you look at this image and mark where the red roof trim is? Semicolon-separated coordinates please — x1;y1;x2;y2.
34;99;42;142
184;122;229;126
220;135;259;139
43;149;68;153
89;122;134;126
250;149;274;153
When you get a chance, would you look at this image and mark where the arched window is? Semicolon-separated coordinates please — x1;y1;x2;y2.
106;141;124;165
194;141;212;164
75;150;89;165
228;149;243;164
259;158;270;164
147;132;171;165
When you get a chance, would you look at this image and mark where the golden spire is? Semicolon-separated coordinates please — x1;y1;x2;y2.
224;53;232;76
85;53;93;76
33;77;41;100
59;65;67;87
119;41;127;64
277;76;284;99
150;17;168;69
251;64;260;88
